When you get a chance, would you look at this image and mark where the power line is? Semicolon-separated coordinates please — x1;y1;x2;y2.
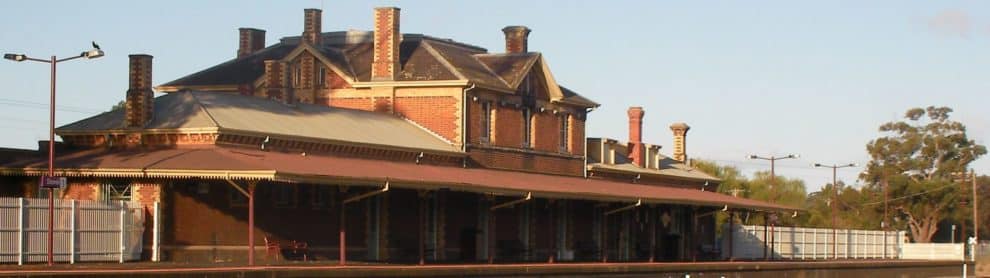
0;97;103;114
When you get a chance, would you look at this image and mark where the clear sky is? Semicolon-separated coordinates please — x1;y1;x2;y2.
1;0;987;191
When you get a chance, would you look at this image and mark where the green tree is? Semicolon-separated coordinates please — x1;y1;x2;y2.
109;100;125;111
693;160;807;228
861;106;986;242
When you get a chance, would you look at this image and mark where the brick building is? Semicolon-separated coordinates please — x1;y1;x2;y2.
0;7;790;265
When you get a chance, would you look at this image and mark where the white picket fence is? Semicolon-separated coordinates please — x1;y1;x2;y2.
723;224;905;260
0;197;144;264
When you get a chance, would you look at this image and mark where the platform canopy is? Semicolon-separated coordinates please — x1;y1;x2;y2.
0;145;797;212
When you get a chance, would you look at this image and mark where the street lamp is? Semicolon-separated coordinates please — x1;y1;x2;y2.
814;162;858;259
747;153;798;260
952;169;978;243
4;42;104;266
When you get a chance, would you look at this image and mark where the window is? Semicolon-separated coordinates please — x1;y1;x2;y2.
522;108;532;148
292;63;302;87
559;114;569;152
311;185;335;209
273;185;297;208
480;101;492;143
318;65;327;88
101;180;131;203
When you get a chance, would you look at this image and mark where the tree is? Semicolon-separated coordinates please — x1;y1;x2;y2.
861;106;986;242
109;100;125;111
693;160;807;228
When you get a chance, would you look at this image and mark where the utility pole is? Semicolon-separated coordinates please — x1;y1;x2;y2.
747;153;798;260
815;162;857;259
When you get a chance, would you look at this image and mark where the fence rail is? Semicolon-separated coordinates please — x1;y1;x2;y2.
0;197;144;264
723;224;967;261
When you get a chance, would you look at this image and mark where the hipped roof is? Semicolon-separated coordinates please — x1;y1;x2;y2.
57;91;461;155
0;146;796;212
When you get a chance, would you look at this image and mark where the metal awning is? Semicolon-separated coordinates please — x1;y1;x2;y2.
0;146;797;212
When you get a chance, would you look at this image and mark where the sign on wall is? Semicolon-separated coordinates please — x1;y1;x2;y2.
39;176;67;189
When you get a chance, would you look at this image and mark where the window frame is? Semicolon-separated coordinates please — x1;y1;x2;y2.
558;114;569;152
480;101;492;144
522;108;532;149
311;185;335;209
318;65;327;88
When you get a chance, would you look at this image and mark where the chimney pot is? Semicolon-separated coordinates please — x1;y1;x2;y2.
670;122;691;162
302;9;322;46
372;7;401;81
502;26;531;53
238;28;266;58
626;107;646;167
126;54;154;129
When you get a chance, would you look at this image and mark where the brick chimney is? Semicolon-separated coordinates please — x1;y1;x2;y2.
302;9;322;46
238;28;266;58
125;54;154;128
502;26;531;53
263;60;290;102
372;7;400;81
669;123;690;162
627;107;645;167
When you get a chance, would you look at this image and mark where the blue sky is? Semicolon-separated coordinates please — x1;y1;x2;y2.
1;1;987;191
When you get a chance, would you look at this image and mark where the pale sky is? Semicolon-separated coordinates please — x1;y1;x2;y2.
0;1;987;191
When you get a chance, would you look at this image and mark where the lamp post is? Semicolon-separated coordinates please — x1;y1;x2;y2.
814;162;857;260
4;44;104;266
747;153;798;260
953;169;979;243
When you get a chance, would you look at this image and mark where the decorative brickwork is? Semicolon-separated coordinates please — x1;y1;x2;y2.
372;7;400;81
237;28;266;58
264;60;288;101
126;55;154;129
669;123;690;162
302;9;322;46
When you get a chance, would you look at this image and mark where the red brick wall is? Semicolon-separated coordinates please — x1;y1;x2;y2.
330;97;375;111
569;116;585;156
531;112;560;153
491;105;523;148
394;96;458;142
62;180;100;201
467;148;584;176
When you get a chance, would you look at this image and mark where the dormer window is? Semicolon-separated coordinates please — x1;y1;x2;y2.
522;108;532;148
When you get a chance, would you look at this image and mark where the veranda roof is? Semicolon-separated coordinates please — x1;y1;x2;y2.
0;146;796;212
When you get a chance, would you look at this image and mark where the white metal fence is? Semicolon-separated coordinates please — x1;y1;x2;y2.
723;224;905;260
0;197;144;264
900;243;966;261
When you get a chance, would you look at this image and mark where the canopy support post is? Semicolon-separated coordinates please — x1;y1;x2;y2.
226;179;257;266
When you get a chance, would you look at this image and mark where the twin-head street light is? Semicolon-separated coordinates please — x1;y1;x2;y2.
4;42;104;266
814;162;858;259
747;154;799;203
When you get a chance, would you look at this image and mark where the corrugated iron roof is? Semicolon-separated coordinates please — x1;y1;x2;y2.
0;146;795;212
57;92;461;154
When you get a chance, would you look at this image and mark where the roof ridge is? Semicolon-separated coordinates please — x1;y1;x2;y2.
419;40;468;81
187;92;222;129
469;52;511;88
